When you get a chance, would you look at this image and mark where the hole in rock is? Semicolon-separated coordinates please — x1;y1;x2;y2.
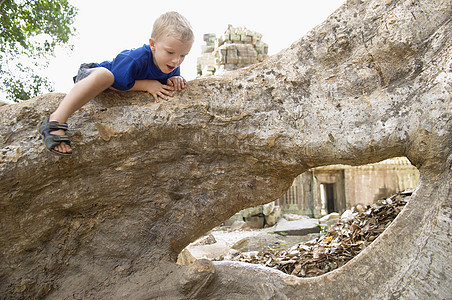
178;157;420;278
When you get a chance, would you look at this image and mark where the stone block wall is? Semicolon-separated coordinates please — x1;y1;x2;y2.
276;157;420;218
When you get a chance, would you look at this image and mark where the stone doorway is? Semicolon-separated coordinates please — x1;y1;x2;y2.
320;183;337;214
313;170;346;217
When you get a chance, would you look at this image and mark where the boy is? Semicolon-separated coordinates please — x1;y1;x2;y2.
38;11;194;156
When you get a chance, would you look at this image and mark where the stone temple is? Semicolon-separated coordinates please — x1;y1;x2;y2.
197;25;268;76
0;0;450;299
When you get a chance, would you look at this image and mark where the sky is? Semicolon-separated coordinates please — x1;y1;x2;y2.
22;0;345;98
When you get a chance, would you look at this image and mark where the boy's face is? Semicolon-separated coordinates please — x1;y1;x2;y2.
149;36;193;74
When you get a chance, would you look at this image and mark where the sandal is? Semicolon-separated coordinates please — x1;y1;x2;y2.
37;118;72;156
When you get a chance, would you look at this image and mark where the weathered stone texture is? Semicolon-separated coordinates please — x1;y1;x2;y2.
0;0;451;299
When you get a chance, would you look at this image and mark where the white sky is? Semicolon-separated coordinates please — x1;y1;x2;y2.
34;0;345;96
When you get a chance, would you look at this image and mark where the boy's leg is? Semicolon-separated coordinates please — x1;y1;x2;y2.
49;68;114;154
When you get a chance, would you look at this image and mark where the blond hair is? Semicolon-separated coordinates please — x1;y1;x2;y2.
152;11;194;42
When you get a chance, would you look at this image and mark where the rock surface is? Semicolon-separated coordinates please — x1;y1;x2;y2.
273;218;320;236
0;0;451;299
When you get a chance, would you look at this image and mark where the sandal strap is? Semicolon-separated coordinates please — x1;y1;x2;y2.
44;133;71;148
51;121;68;130
38;118;68;134
46;120;68;131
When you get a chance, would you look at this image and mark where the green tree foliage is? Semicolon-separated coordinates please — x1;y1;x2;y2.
0;0;77;102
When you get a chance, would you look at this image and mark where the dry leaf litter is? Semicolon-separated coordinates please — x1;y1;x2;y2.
215;190;412;278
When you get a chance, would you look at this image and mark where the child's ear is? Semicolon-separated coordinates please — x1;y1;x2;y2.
149;38;155;50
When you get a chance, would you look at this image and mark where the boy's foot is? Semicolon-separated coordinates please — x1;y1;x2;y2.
49;128;72;154
37;118;73;156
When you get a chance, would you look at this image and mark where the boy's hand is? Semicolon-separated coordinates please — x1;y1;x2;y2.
167;76;187;91
143;80;174;102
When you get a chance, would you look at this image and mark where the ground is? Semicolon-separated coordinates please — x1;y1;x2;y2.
182;190;411;278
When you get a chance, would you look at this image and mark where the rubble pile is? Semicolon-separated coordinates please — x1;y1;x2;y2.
225;201;282;228
197;25;268;76
220;191;412;277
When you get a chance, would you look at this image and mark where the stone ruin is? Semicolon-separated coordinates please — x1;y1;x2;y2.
225;156;421;229
197;25;268;76
0;0;451;299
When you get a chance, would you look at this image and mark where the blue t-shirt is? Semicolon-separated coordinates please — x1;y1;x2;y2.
97;44;180;91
